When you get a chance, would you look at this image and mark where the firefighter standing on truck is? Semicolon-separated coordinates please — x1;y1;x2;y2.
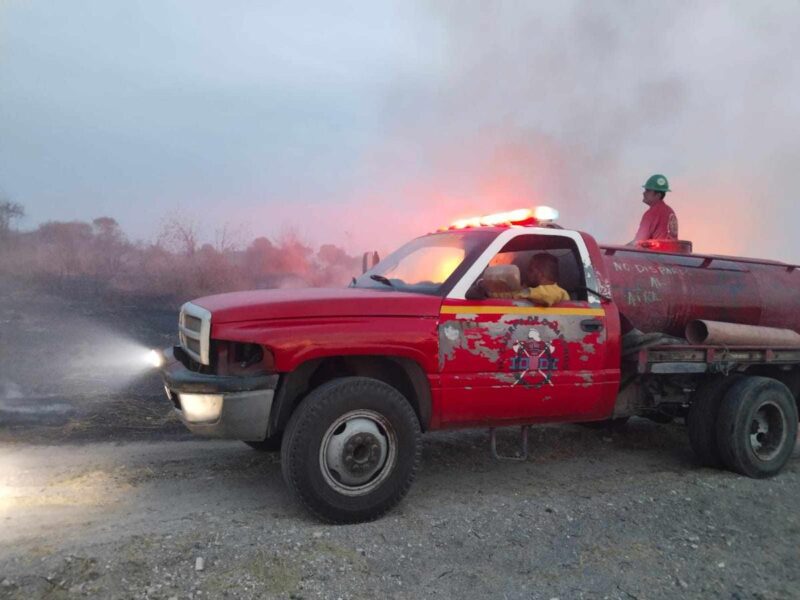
630;174;678;244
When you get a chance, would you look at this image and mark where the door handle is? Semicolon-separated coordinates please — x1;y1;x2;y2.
580;319;604;333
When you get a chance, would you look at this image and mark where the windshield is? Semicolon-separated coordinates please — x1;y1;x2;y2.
353;230;496;296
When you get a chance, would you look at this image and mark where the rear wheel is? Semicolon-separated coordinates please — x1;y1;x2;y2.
281;377;422;523
716;376;798;478
687;374;744;467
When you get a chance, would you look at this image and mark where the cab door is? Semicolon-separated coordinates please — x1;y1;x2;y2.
437;230;619;427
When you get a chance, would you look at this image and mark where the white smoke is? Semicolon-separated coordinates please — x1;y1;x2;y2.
0;380;23;401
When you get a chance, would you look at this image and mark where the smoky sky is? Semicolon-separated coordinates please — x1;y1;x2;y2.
1;1;799;260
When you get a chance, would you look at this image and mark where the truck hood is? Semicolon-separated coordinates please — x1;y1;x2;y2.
193;287;444;324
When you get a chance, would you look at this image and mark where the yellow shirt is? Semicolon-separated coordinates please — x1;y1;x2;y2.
490;284;570;306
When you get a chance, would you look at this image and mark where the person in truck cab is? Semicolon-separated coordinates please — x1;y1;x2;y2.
491;252;570;306
630;173;678;244
467;253;570;306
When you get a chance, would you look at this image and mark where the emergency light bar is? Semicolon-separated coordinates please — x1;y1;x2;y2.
441;206;559;231
531;206;559;223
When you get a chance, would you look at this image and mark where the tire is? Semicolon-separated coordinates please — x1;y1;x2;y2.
687;374;744;467
244;433;282;452
280;377;422;523
716;376;798;478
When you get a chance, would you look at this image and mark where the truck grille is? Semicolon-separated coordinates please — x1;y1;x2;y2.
179;302;212;365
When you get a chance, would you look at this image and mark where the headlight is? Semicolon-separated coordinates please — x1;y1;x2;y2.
144;349;164;369
179;394;223;423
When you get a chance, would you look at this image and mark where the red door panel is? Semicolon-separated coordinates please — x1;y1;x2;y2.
438;299;617;427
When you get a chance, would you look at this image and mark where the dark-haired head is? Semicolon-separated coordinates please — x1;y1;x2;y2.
527;253;559;286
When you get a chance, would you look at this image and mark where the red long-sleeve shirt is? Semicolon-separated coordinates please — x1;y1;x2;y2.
634;200;678;241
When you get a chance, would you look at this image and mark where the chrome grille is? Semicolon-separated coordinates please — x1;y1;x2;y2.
179;302;212;365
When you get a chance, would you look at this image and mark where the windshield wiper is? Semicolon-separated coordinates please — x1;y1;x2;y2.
369;274;395;288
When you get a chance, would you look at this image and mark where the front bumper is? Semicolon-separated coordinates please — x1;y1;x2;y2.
160;346;279;441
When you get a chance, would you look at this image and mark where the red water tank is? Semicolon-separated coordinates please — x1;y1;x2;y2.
600;245;800;338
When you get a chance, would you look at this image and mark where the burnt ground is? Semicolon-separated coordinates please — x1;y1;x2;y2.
1;277;799;600
0;277;185;444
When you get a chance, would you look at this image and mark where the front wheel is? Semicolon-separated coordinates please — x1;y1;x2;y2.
280;377;422;523
716;376;798;478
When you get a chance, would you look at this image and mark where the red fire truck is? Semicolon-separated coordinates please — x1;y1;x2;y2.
159;208;800;523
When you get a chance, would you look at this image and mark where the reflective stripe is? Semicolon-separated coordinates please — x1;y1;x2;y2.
440;305;604;316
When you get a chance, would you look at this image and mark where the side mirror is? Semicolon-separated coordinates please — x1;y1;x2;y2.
361;251;380;273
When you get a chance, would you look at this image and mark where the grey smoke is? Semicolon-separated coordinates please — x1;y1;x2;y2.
1;2;798;260
363;1;800;259
0;381;23;402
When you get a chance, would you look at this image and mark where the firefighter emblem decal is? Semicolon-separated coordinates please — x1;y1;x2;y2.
507;329;559;389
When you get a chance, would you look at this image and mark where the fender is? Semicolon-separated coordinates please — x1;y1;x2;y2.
267;355;433;437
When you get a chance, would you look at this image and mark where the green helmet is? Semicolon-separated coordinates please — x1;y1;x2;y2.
643;174;671;193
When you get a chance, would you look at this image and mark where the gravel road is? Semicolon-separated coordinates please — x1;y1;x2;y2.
2;424;800;600
1;279;799;599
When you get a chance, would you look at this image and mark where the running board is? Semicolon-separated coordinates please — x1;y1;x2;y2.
489;426;530;461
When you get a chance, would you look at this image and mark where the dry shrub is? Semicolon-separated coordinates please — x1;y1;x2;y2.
0;216;362;305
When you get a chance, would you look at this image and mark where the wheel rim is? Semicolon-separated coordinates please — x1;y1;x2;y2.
748;400;787;462
319;410;397;496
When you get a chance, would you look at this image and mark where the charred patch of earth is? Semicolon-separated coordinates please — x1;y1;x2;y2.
0;276;189;443
0;392;190;444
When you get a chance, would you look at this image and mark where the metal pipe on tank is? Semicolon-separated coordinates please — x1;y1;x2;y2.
685;320;800;346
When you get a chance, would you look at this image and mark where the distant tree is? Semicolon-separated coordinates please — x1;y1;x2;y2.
37;220;93;247
157;214;199;257
92;216;123;242
35;221;94;283
244;237;281;281
214;222;247;254
195;243;230;293
132;242;184;298
274;229;312;276
91;216;129;283
0;198;25;239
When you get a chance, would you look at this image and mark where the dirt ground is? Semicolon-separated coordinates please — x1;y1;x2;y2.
1;278;799;600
